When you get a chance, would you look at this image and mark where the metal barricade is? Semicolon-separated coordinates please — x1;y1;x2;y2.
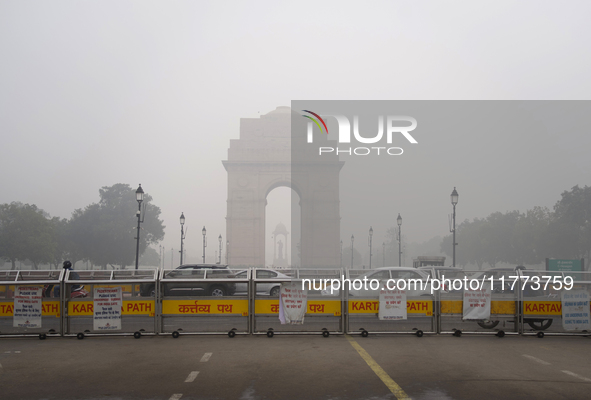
252;268;344;337
346;268;436;337
0;270;64;339
63;269;158;339
520;270;591;338
439;269;519;337
159;268;249;337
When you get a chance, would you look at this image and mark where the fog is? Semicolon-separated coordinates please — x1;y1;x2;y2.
1;1;590;268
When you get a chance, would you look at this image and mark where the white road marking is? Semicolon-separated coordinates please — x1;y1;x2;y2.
4;351;10;354
185;371;199;382
562;370;591;382
522;354;551;366
14;351;20;354
169;394;183;400
200;352;212;362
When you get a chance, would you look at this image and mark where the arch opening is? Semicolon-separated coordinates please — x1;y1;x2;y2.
265;186;301;268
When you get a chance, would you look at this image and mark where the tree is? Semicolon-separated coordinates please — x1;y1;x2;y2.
549;185;591;259
0;202;56;269
139;246;161;267
71;184;165;268
441;212;522;269
49;217;71;268
512;206;552;264
481;211;521;267
438;185;591;269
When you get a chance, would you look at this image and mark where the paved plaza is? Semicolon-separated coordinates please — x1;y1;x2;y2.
1;334;590;399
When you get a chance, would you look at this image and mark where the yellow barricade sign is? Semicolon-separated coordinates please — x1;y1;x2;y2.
68;300;155;316
440;300;516;315
0;301;60;317
1;302;15;316
524;301;561;315
255;300;341;316
123;300;155;315
162;299;249;316
440;300;462;314
255;300;280;314
491;301;516;315
348;300;379;314
349;299;433;316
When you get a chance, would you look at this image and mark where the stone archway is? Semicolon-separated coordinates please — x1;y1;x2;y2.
223;106;343;268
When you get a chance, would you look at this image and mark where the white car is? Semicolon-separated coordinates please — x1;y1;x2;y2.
348;267;431;297
233;269;292;296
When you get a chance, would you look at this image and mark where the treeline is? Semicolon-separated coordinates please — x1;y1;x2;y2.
440;185;591;268
0;183;165;270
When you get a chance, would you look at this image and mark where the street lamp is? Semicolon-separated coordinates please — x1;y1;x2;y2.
134;184;144;270
218;235;222;264
179;213;186;265
450;187;459;268
382;242;385;268
202;226;207;263
226;240;229;264
351;235;355;269
340;240;343;268
368;226;373;269
397;213;402;266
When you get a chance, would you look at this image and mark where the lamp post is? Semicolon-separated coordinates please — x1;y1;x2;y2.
450;187;459;268
226;240;229;264
340;240;343;268
397;213;402;266
134;184;144;270
202;226;207;263
368;226;373;269
179;213;186;265
218;235;222;264
382;242;385;268
351;235;355;269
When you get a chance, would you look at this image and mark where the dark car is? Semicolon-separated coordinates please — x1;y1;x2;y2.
140;264;236;297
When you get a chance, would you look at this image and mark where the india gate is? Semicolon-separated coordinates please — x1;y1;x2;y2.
223;106;343;268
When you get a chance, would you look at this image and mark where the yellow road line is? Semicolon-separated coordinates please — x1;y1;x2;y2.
345;335;411;400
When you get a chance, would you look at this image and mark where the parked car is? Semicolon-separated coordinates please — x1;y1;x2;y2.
139;264;236;297
348;267;431;297
233;269;292;296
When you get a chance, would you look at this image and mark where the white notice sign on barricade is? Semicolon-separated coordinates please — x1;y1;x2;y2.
379;286;407;320
13;286;43;328
93;287;122;331
279;282;307;325
561;290;590;331
462;283;491;320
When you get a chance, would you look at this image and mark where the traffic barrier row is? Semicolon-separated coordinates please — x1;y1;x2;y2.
0;268;589;339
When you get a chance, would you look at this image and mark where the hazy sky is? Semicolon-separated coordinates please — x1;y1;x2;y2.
1;1;590;266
